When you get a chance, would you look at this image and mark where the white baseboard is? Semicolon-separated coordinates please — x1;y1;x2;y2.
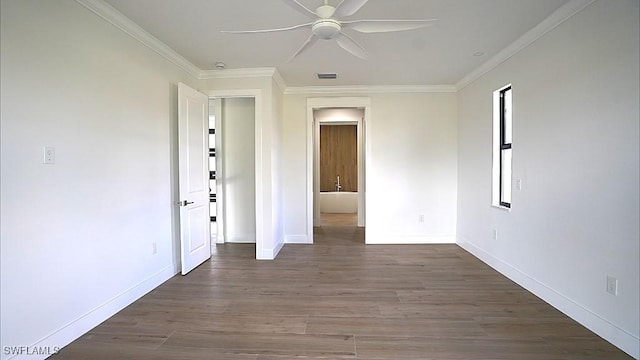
366;234;456;244
15;265;176;360
226;237;256;244
256;240;284;260
458;239;639;359
211;234;225;245
272;241;284;258
284;234;311;244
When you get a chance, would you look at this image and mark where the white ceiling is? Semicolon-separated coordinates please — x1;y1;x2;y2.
102;0;570;87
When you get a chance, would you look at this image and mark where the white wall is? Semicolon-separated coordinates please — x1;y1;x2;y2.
282;92;458;244
456;0;639;357
221;98;256;243
0;0;198;357
315;108;364;123
282;95;311;242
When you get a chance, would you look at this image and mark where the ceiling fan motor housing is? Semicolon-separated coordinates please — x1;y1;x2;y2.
312;19;341;40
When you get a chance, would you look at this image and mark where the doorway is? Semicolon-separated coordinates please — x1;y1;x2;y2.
317;110;360;228
208;97;256;245
207;89;263;259
306;97;370;243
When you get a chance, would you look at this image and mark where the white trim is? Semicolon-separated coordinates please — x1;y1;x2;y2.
456;0;597;90
458;239;640;359
207;89;262;98
225;238;257;244
24;265;176;360
213;98;225;244
257;241;284;260
366;235;456;244
287;85;456;95
74;0;201;78
199;67;279;80
312;114;320;227
200;67;285;95
284;234;311;244
271;69;287;93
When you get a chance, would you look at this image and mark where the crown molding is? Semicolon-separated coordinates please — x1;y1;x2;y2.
199;67;287;93
272;69;287;93
284;84;457;95
75;0;201;78
199;67;278;80
455;0;597;90
76;0;595;95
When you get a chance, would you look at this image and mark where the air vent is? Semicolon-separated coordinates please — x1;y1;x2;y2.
317;73;337;80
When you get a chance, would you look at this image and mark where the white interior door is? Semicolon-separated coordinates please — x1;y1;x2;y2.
178;82;211;275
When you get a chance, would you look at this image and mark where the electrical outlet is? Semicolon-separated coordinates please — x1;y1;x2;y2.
492;229;498;240
418;214;425;223
516;179;522;190
606;276;618;296
152;242;158;255
43;146;55;164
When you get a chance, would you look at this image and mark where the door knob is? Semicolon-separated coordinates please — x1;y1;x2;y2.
179;200;194;206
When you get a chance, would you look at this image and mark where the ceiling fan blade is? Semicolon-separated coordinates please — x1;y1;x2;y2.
334;0;369;17
288;34;319;62
221;22;313;34
281;0;317;18
335;32;368;60
342;19;437;33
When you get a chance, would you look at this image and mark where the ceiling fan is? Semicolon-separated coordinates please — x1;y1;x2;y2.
221;0;436;61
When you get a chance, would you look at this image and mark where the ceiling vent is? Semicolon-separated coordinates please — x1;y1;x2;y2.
317;73;337;80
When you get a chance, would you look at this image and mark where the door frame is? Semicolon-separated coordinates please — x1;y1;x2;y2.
207;89;263;259
306;97;370;242
211;98;224;244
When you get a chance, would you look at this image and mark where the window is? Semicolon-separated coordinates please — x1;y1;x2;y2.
493;85;512;209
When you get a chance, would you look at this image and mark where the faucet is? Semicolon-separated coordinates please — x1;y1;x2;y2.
335;175;342;192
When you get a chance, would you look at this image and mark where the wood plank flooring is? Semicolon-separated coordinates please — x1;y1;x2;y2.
53;213;632;359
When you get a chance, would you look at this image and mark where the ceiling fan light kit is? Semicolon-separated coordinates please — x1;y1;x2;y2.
221;0;436;61
312;20;341;40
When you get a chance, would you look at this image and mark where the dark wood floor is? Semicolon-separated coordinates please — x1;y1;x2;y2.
54;213;631;359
